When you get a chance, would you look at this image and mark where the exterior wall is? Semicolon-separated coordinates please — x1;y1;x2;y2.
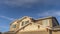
51;30;60;34
36;20;42;25
16;31;49;34
22;23;38;31
19;23;47;32
10;21;20;31
10;17;31;31
37;19;52;27
48;19;53;27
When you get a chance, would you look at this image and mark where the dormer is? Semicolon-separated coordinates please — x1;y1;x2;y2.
10;16;34;32
18;16;33;28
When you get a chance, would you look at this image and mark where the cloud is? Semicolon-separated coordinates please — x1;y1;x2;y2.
0;0;40;8
37;10;60;17
0;15;15;20
0;0;60;8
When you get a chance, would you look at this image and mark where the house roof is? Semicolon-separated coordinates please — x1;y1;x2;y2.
3;31;15;34
10;16;34;25
10;16;59;26
54;26;60;28
50;28;60;31
37;16;53;20
49;26;60;30
10;19;19;25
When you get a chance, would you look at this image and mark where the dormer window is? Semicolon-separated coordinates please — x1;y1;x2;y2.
25;21;29;24
12;24;16;28
21;22;24;26
21;20;29;26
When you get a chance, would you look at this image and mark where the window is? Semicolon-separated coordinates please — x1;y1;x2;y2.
21;20;29;26
21;21;24;26
12;24;16;28
25;21;29;24
42;20;49;27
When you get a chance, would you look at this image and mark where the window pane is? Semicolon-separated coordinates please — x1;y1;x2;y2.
25;21;29;24
12;25;16;28
21;22;24;26
42;20;49;27
21;21;29;26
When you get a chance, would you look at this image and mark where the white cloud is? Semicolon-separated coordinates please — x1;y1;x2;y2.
0;15;15;20
37;10;60;17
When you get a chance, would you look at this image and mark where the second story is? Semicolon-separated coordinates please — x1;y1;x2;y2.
9;16;59;32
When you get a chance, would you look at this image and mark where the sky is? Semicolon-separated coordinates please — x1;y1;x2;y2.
0;0;60;32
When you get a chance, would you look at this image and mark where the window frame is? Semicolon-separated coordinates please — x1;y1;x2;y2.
42;20;49;27
21;20;29;26
12;24;16;28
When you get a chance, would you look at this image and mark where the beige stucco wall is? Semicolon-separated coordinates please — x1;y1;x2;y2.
23;23;38;31
37;19;52;27
20;23;47;32
10;21;20;31
16;31;49;34
48;19;52;27
10;17;31;31
51;30;60;34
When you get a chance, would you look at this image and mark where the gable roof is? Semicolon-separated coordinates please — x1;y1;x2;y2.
10;19;19;25
37;16;55;20
10;16;34;25
50;26;60;31
10;16;59;25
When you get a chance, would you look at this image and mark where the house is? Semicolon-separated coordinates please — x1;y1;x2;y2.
4;16;60;34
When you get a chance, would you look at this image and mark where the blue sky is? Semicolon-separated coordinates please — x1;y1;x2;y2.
0;0;60;32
